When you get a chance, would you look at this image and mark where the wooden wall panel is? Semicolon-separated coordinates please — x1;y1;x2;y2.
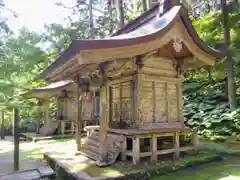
138;80;153;123
137;71;182;129
141;56;177;78
155;82;167;122
167;84;178;122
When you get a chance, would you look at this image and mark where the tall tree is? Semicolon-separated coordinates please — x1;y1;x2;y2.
221;0;237;109
89;0;94;39
142;0;148;11
110;0;125;29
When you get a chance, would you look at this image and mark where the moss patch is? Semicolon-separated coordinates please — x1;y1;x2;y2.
44;151;221;179
151;157;240;180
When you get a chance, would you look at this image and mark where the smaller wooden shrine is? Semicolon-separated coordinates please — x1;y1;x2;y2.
40;1;224;166
26;80;99;136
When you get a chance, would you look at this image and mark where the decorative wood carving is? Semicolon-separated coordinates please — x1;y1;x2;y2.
106;58;137;78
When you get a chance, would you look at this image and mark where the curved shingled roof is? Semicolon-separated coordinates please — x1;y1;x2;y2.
42;5;225;79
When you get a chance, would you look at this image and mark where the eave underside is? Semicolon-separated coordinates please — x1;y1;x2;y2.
26;80;76;99
43;6;224;82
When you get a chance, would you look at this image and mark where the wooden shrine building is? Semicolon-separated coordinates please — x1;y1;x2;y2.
40;1;224;166
27;80;99;136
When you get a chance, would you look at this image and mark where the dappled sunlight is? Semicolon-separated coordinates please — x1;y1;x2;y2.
219;176;240;180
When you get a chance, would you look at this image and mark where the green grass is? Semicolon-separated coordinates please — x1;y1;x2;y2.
150;157;240;180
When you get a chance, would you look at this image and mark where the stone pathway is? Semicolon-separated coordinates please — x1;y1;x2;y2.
0;136;76;177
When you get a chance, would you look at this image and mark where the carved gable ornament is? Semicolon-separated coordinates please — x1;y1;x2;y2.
173;37;183;53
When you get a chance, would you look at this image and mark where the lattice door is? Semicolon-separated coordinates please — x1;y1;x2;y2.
110;81;132;126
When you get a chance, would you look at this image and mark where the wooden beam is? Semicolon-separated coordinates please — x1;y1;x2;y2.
1;111;5;139
13;108;19;171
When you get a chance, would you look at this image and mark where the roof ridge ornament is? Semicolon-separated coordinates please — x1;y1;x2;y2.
173;36;183;53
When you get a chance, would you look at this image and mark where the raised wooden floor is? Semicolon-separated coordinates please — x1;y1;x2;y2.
81;127;198;165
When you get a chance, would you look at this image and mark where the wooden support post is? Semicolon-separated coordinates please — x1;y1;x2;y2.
192;131;198;152
132;136;140;165
152;81;156;123
75;78;82;151
121;136;127;161
36;101;41;134
177;82;184;127
1;111;5;140
132;79;137;128
174;132;180;160
61;122;65;135
151;135;157;162
13;108;19;171
44;100;49;126
97;85;109;167
71;121;75;134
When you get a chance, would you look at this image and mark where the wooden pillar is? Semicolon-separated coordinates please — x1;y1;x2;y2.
151;135;157;162
164;82;169;122
131;78;138;128
36;100;41;134
13;108;19;171
75;78;83;151
1;111;5;139
132;136;140;164
44;100;50;126
61;122;65;135
152;81;156;123
121;136;127;161
97;85;109;166
71;121;75;134
174;132;180;160
192;131;198;152
177;82;184;127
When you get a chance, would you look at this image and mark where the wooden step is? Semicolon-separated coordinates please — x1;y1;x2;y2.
81;146;100;161
81;150;100;161
84;139;99;148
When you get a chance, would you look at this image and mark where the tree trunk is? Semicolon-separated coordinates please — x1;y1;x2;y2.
89;0;94;39
116;0;125;30
13;108;19;171
142;0;148;11
207;66;213;84
221;0;237;109
1;111;4;139
108;3;114;34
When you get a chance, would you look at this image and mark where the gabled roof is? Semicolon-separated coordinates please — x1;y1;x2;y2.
41;4;225;82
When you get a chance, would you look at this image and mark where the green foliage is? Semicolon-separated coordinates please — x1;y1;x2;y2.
183;79;240;138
